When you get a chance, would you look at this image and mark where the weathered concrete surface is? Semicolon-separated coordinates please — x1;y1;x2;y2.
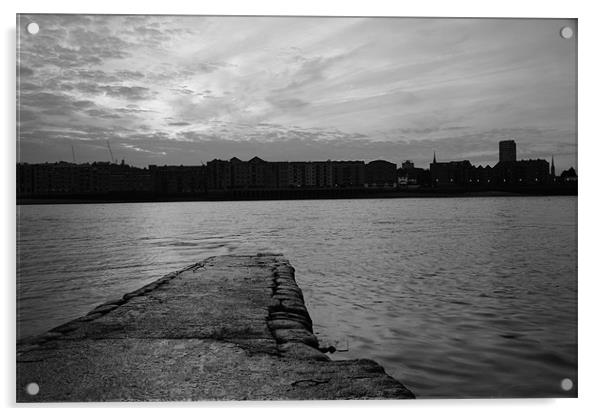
17;254;414;401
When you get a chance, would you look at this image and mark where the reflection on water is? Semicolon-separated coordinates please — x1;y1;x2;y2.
16;197;577;398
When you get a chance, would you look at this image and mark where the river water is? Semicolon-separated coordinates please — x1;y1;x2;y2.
16;197;577;398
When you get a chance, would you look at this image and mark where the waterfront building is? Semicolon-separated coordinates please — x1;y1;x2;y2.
430;159;473;187
17;161;153;196
499;140;517;162
287;162;305;187
332;161;366;188
314;161;334;188
401;160;414;170
494;159;550;185
560;167;578;182
272;161;290;188
17;141;563;198
230;157;250;189
366;160;397;188
304;162;317;187
398;160;431;188
206;159;232;190
248;156;269;188
149;165;205;194
470;165;494;186
204;158;368;191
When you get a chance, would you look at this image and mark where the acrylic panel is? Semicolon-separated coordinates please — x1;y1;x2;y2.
16;14;577;401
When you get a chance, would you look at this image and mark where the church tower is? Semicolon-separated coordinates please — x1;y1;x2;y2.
433;152;437;164
551;156;556;177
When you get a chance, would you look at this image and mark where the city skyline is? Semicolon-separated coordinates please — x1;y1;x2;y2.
16;146;567;173
18;16;577;171
20;138;576;200
15;152;564;172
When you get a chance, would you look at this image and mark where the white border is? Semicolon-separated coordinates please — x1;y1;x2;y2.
3;1;600;415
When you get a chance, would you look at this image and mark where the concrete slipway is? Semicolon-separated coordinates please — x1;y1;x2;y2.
17;254;414;401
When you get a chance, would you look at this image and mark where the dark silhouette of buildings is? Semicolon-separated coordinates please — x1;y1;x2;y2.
430;160;473;186
17;161;152;196
429;140;562;188
149;165;206;194
470;165;495;186
495;159;550;185
18;158;379;198
401;160;414;170
366;160;397;188
499;140;517;162
560;167;578;182
206;159;232;190
494;140;550;185
206;158;370;190
16;140;576;200
398;160;430;188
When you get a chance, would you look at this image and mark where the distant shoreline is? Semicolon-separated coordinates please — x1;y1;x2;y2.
17;186;577;205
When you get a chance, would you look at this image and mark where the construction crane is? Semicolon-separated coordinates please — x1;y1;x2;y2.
106;141;115;163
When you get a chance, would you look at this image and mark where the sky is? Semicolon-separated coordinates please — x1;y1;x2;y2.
17;15;577;171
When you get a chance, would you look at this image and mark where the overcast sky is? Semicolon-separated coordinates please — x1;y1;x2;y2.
17;15;576;171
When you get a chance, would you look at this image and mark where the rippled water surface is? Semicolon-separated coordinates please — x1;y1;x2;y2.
17;197;577;398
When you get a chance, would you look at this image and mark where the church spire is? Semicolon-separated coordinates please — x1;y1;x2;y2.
551;156;556;177
433;151;437;164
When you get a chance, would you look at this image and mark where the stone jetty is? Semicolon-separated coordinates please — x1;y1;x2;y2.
16;254;414;401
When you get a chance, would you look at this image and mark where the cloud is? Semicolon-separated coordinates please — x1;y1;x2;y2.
65;69;119;83
85;109;122;119
18;65;34;77
122;143;167;155
267;97;310;110
280;52;355;91
115;105;155;114
188;62;234;74
100;85;156;101
170;87;195;95
16;15;577;171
